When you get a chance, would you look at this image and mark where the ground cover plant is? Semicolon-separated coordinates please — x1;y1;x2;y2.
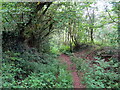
1;1;119;89
2;51;73;88
71;53;119;88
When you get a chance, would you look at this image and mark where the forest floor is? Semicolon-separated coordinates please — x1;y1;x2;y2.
59;54;86;88
59;45;118;88
59;47;97;88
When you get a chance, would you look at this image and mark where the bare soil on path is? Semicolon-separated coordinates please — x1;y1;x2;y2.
59;54;86;88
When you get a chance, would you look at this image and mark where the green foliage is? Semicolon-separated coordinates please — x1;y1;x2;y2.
71;56;119;88
2;51;73;88
71;56;88;72
64;52;73;56
55;68;73;88
2;2;33;31
59;45;70;53
50;46;60;54
20;72;56;88
52;2;118;48
2;2;119;88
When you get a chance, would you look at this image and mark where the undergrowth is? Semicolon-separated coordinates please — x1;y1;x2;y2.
71;56;119;88
2;50;73;88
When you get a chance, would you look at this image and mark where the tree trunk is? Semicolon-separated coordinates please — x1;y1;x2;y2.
69;21;73;52
90;28;94;43
87;7;95;44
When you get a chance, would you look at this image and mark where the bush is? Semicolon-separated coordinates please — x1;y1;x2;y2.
55;68;73;88
50;46;60;54
59;45;70;53
71;56;120;88
2;50;73;88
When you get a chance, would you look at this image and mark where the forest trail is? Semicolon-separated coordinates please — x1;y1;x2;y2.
59;54;86;88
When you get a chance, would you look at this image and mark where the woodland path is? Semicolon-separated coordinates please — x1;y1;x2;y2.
59;54;86;88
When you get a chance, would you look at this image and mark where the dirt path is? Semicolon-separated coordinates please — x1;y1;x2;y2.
59;54;85;88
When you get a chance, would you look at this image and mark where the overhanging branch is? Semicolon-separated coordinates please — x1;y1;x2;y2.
105;6;117;23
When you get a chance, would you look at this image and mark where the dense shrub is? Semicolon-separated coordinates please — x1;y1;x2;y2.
71;56;119;88
2;50;73;88
59;45;70;53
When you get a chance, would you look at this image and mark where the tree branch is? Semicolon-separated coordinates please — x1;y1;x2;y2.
105;6;117;23
25;2;52;27
42;2;52;15
86;7;92;24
